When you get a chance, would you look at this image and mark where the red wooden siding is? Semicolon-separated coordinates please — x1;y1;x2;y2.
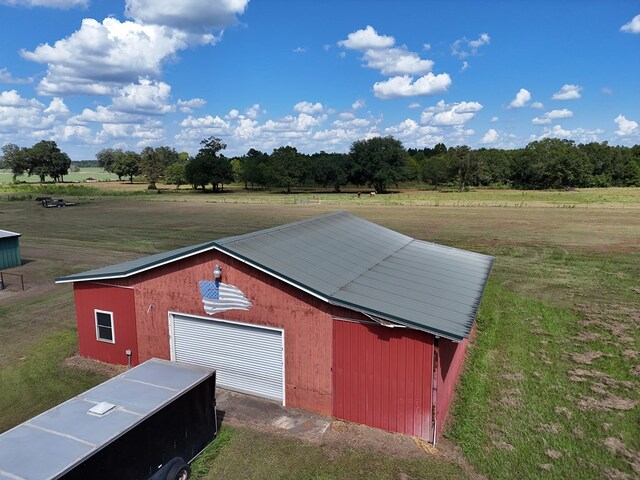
73;282;138;366
333;320;434;439
436;337;468;437
112;251;333;415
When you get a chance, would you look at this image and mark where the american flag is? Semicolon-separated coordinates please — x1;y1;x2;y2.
198;280;253;315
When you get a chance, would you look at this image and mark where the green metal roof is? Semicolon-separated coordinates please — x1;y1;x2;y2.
57;212;494;340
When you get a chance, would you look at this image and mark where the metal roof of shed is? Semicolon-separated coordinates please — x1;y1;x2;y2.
0;359;214;480
0;229;21;239
56;212;494;341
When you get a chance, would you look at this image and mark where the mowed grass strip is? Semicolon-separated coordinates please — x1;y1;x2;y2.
191;426;468;480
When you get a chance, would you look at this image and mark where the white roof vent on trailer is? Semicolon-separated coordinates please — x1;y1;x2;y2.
87;402;116;416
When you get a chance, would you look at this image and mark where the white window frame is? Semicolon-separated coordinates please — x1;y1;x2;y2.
95;309;115;344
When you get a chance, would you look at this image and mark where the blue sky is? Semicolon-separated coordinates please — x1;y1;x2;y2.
0;0;639;160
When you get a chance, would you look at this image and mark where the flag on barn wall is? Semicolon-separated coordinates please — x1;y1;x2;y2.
198;280;253;315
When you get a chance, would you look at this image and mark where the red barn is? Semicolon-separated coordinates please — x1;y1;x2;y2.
57;212;493;442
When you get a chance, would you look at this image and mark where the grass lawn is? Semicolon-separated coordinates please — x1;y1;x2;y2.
0;167;119;183
190;426;468;480
0;184;637;478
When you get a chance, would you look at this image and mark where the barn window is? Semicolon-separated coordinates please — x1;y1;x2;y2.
95;310;115;343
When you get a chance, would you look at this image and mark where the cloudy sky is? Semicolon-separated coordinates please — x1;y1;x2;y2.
0;0;639;160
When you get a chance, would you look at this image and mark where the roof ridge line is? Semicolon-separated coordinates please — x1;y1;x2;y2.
216;211;348;246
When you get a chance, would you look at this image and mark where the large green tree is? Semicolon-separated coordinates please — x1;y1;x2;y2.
349;136;407;192
96;148;121;177
266;146;308;193
238;148;269;189
139;146;179;189
1;143;28;181
312;152;349;192
448;145;480;191
24;140;70;182
112;150;141;183
185;137;232;191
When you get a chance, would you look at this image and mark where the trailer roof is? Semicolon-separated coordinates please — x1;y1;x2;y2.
56;212;494;341
0;359;214;480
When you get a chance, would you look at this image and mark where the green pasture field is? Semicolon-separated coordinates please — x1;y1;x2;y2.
0;185;637;479
0;167;119;183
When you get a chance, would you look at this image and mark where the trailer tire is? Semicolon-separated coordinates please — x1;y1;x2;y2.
165;460;190;480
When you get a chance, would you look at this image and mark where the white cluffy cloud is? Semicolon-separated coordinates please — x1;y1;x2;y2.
339;25;447;99
0;0;87;7
0;90;69;136
362;47;434;75
124;0;249;32
509;88;531;108
20;1;249;96
620;14;640;33
552;84;582;100
0;68;34;84
421;100;483;126
21;18;198;95
338;25;394;50
339;25;434;75
535;125;604;143
177;98;206;113
111;78;174;115
294;101;324;115
614;114;638;136
532;109;573;125
451;33;490;58
374;73;451;99
481;128;498;144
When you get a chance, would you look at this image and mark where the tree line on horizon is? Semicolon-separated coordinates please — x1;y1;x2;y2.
2;136;639;192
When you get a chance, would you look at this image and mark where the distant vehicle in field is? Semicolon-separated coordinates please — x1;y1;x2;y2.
0;359;218;480
40;197;76;207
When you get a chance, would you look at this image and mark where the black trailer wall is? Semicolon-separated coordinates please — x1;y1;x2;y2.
60;373;217;480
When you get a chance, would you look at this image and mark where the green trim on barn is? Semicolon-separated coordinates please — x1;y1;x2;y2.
0;230;21;270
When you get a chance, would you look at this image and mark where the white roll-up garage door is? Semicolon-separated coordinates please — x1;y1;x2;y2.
170;313;284;403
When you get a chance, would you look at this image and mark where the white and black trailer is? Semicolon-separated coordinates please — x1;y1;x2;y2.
0;359;217;480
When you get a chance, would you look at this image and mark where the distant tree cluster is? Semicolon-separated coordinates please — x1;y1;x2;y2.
2;136;638;191
409;139;640;190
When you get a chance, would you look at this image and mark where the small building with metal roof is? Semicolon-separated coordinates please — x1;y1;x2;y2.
57;212;493;441
0;228;21;270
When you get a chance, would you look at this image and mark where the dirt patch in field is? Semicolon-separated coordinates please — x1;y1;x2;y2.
568;368;636;389
529;328;548;336
603;467;634;480
545;449;562;459
531;348;553;365
573;332;601;342
554;406;572;418
571;351;605;364
536;423;562;434
576;304;639;338
492;440;515;451
603;437;640;474
577;394;638;411
498;387;523;407
64;355;127;378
